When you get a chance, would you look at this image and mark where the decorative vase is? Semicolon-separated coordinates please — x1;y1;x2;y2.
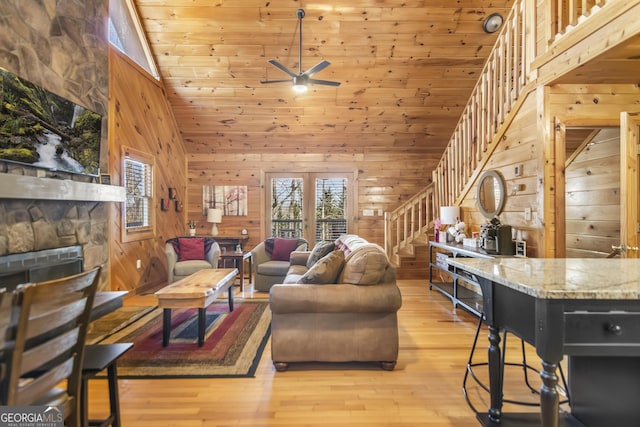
189;229;196;236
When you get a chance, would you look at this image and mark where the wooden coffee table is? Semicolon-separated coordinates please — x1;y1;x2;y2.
155;268;238;347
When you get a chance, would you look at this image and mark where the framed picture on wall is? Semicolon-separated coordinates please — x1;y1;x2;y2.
161;198;170;211
202;185;248;216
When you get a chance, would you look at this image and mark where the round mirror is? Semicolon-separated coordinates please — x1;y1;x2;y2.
477;170;506;219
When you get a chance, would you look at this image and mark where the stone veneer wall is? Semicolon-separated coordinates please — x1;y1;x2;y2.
0;0;110;289
0;199;108;274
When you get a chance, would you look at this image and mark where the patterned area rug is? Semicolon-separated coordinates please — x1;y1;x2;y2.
96;300;271;378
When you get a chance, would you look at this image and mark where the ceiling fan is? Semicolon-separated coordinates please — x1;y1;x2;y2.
261;8;341;92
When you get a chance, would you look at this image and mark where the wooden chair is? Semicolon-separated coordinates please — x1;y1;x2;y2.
0;287;9;374
0;267;101;427
81;342;133;427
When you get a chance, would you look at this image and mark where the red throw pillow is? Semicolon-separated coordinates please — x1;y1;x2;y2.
178;237;205;261
271;238;300;261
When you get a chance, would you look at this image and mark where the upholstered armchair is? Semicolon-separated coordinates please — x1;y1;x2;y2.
165;237;221;284
250;237;308;292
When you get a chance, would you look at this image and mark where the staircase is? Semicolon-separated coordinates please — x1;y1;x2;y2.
384;0;612;266
383;184;434;279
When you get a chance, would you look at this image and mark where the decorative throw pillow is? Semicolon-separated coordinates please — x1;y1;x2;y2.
297;250;345;284
271;238;300;261
338;244;387;285
177;237;205;261
306;240;336;269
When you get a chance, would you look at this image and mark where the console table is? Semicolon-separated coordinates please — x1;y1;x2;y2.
447;257;640;427
428;241;494;317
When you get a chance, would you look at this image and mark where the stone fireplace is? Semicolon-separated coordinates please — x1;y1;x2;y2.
0;195;110;291
0;245;84;290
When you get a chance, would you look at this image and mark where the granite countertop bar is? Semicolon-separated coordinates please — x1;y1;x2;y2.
447;258;640;300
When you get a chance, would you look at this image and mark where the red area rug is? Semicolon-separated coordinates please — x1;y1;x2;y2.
97;300;270;378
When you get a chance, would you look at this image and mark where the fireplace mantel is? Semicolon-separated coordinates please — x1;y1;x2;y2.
0;174;125;202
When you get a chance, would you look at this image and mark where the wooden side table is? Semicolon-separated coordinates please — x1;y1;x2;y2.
219;251;253;292
212;235;250;253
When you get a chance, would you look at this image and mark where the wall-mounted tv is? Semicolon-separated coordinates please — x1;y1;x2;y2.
0;68;102;176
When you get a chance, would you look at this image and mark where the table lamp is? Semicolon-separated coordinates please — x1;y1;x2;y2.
207;208;222;236
439;206;460;242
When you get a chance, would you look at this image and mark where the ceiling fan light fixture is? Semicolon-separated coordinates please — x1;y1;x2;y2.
483;13;504;34
293;83;308;93
261;8;341;90
292;75;308;93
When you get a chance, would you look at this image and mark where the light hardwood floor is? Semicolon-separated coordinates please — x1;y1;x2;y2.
86;279;559;426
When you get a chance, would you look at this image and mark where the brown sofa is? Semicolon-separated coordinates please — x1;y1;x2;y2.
269;234;402;371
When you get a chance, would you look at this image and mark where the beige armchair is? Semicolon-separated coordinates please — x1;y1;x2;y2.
165;237;221;284
251;237;308;292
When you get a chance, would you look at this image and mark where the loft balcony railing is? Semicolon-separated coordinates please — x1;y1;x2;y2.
384;0;618;264
551;0;605;38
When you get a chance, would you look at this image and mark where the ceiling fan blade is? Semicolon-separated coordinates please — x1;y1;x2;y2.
268;59;297;78
260;79;293;84
307;78;341;87
304;60;331;77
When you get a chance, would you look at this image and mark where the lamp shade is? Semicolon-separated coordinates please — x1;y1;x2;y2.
440;206;460;225
207;208;222;223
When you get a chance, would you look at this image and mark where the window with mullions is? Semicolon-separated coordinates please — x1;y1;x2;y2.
122;147;154;242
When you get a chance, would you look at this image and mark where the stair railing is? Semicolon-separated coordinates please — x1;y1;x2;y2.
433;0;535;209
384;0;616;264
384;184;434;265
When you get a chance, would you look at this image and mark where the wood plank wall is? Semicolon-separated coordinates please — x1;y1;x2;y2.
565;128;620;257
186;153;437;258
459;93;542;257
108;49;189;294
456;83;640;259
107;47;437;291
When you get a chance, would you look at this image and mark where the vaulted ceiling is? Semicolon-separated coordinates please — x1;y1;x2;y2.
135;0;515;158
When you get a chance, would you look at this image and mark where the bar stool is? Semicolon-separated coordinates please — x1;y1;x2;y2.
463;315;570;414
81;342;134;427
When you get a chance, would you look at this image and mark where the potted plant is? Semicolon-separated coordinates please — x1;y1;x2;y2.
187;220;197;236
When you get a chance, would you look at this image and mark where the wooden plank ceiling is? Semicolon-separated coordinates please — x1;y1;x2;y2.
135;0;515;157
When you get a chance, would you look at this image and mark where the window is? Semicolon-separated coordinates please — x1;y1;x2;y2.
109;0;159;79
315;177;348;241
122;147;154;242
265;172;355;247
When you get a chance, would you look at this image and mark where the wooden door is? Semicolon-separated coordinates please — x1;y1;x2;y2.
620;112;640;258
265;172;354;248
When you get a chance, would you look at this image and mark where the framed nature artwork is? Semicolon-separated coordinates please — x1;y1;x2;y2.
202;185;248;216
